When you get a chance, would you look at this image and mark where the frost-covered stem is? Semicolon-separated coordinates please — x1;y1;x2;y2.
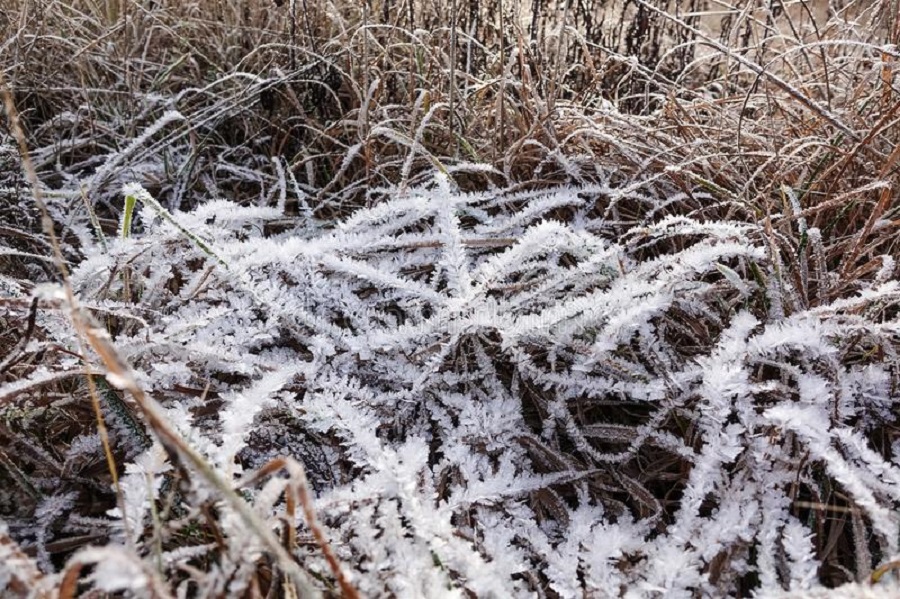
122;184;228;267
0;72;133;548
238;458;361;599
82;323;323;597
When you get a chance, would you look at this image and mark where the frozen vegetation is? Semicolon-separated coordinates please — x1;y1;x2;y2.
2;0;900;597
4;167;900;597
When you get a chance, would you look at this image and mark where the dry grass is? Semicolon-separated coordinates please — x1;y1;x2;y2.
3;0;900;596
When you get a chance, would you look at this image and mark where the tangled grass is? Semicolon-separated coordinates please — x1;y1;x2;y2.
3;0;900;596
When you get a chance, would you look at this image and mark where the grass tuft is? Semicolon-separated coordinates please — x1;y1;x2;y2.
2;1;900;596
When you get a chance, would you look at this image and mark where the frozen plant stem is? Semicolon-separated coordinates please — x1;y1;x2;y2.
122;184;228;268
0;69;134;549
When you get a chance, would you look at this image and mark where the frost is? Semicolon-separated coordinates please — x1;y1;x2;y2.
6;175;900;596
